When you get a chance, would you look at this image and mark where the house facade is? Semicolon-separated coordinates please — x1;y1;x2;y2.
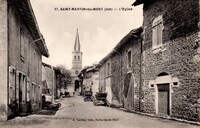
0;0;49;121
133;0;200;121
78;65;99;96
54;67;64;99
42;63;55;102
98;58;112;103
97;0;200;122
111;27;142;110
42;63;64;102
98;27;142;109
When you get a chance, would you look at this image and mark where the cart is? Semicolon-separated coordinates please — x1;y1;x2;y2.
83;91;93;101
93;92;109;106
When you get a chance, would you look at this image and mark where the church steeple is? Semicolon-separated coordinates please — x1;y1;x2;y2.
71;29;82;77
74;29;81;52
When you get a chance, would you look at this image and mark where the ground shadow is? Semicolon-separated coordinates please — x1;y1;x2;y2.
35;109;58;115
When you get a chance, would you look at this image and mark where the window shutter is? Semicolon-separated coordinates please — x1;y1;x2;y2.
152;15;163;50
20;30;25;59
157;23;162;46
152;26;157;49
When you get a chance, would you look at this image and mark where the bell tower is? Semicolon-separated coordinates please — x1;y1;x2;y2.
71;29;82;79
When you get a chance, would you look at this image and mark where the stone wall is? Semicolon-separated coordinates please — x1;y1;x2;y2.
141;0;200;121
110;53;121;105
111;37;142;109
143;0;199;52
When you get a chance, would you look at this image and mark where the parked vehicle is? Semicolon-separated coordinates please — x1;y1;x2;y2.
93;92;109;106
83;91;93;101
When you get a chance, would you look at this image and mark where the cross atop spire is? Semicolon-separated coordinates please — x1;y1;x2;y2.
74;29;81;52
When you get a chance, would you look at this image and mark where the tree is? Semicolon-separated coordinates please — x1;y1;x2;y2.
55;65;72;89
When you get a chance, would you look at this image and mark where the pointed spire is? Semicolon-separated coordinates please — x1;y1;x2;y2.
74;29;81;52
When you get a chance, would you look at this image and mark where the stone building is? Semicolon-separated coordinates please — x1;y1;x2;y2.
42;63;55;102
0;0;49;121
98;27;142;108
54;67;64;99
78;66;91;95
98;57;112;104
133;0;200;121
42;63;63;102
79;65;99;96
111;27;142;110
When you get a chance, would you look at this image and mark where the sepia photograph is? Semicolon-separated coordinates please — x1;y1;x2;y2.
0;0;200;128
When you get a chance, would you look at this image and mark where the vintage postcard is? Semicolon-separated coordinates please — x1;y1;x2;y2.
0;0;200;128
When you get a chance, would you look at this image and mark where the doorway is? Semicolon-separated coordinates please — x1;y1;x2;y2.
123;73;134;110
18;73;26;114
157;83;170;115
74;80;80;94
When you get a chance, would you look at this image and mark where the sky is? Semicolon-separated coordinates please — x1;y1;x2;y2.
30;0;143;69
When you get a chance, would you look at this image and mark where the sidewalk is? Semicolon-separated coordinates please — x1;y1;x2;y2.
110;106;200;126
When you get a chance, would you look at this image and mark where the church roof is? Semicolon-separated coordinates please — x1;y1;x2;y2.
74;29;81;52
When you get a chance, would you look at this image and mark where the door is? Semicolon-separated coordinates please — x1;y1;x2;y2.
123;73;134;110
74;80;79;94
157;84;170;115
19;74;23;113
19;74;26;113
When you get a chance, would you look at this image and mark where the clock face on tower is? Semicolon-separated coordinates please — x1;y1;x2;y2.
75;70;79;75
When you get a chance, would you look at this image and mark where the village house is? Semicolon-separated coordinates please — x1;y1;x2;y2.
78;65;99;96
98;27;143;109
110;27;142;110
97;0;200;122
0;0;49;121
133;0;200;121
77;66;90;95
42;62;64;102
98;56;112;104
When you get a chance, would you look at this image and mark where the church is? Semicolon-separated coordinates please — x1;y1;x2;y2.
70;29;83;93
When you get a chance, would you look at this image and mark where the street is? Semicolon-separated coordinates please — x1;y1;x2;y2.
0;96;199;128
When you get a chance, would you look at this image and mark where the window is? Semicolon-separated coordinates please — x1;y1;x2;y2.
107;63;110;76
20;29;25;60
78;56;80;60
34;53;36;77
38;59;41;75
74;56;76;60
128;51;132;67
152;15;163;50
